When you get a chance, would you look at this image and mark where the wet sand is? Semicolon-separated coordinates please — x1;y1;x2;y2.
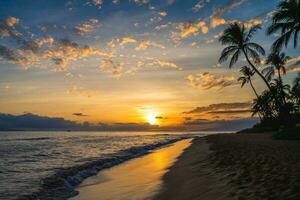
154;137;231;200
71;139;192;200
72;134;300;200
157;134;300;200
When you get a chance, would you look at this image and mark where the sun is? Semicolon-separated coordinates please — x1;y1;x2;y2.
146;113;157;125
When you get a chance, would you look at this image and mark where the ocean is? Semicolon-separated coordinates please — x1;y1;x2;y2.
0;131;215;200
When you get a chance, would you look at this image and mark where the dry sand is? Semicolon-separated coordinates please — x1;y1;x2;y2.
155;134;300;200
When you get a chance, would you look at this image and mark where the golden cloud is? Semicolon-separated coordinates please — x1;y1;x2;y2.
5;16;19;27
176;21;208;38
119;37;137;46
135;40;165;51
186;72;238;89
74;19;99;36
243;18;263;28
99;59;123;77
210;17;226;28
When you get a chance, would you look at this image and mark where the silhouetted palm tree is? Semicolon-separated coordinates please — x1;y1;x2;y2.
267;0;300;51
291;73;300;112
252;90;275;120
263;51;290;82
218;22;272;90
238;66;259;98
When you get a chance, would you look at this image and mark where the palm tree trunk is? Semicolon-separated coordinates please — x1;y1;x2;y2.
277;69;287;104
249;79;259;98
249;79;262;120
277;69;282;83
242;49;272;91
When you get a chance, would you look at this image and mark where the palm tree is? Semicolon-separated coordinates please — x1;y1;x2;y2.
291;73;300;112
252;90;276;120
219;22;272;91
238;66;259;98
263;51;290;83
267;0;300;51
263;51;290;112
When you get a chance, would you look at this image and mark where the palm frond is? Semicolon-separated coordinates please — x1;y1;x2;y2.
247;42;265;55
218;47;237;63
229;50;240;68
246;24;261;42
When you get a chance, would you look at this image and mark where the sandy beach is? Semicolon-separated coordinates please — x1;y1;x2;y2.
156;134;300;200
72;139;192;200
154;137;231;200
70;134;300;200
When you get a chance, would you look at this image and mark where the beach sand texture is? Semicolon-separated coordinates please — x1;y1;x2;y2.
157;134;300;200
155;137;231;200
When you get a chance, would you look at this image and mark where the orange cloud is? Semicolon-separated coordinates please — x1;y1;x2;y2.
5;16;19;26
186;72;238;89
176;21;208;38
119;37;137;46
210;17;226;28
135;40;165;51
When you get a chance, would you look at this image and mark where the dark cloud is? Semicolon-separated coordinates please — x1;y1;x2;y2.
183;117;259;131
155;116;168;119
72;113;88;117
0;113;156;131
0;45;17;61
208;109;252;114
183;102;251;114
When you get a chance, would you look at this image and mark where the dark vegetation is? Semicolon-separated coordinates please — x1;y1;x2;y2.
218;0;300;139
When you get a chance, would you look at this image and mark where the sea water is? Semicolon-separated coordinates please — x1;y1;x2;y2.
0;131;210;200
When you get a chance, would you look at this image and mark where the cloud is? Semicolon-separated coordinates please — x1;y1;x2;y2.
211;0;245;18
210;18;226;28
192;0;210;12
186;72;238;89
183;102;251;114
158;11;167;17
119;37;137;46
182;117;258;131
35;36;54;47
66;86;100;98
154;24;170;31
0;45;17;61
73;19;100;36
287;56;300;72
155;116;168;119
176;21;209;38
42;39;113;71
5;16;19;27
72;113;88;117
99;59;123;77
135;40;165;51
210;18;263;29
0;113;156;131
90;0;103;7
150;59;178;68
243;18;263;28
208;109;252;114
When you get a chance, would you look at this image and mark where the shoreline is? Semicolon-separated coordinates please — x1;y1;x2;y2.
17;136;188;200
71;139;193;200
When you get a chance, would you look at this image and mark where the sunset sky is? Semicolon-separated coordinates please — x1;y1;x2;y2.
0;0;299;130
